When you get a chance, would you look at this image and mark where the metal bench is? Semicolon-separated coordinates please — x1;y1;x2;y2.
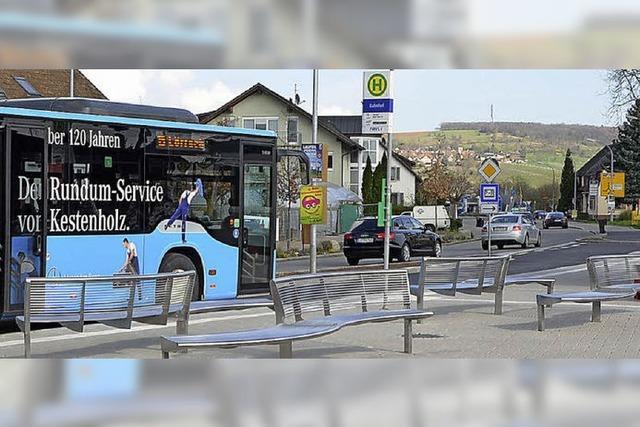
537;254;640;331
16;271;196;358
161;270;433;358
178;297;274;335
411;255;556;315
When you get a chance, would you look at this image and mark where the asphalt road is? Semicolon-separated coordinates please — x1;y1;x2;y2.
276;220;640;277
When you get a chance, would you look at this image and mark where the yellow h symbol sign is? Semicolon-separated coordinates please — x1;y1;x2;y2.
367;73;387;97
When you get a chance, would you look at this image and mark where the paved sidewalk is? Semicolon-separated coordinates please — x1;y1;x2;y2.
4;269;640;359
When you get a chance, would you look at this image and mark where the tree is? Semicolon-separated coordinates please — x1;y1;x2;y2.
613;98;640;202
606;69;640;121
372;152;387;204
361;156;374;204
417;162;456;205
557;149;575;212
277;158;301;251
446;168;474;218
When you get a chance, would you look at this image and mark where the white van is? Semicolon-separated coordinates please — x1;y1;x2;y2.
411;205;450;231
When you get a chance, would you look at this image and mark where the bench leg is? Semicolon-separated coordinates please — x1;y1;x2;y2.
494;287;504;315
416;292;425;324
24;327;31;359
537;304;545;332
279;341;293;359
162;350;170;360
176;312;189;336
591;301;601;322
404;319;413;354
545;282;555;308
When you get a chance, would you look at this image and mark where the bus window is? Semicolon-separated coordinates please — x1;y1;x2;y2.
9;127;47;308
65;123;145;235
145;135;241;247
0;127;4;306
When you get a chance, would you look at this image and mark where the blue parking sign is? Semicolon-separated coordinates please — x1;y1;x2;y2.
480;183;500;203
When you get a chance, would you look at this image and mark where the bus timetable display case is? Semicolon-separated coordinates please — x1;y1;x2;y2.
0;98;307;319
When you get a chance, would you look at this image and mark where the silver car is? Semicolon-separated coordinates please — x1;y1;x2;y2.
481;214;542;250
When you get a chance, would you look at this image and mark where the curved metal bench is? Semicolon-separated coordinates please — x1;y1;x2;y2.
411;255;555;315
536;255;640;331
16;271;196;357
161;270;433;358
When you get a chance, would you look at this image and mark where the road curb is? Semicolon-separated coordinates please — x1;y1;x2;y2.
276;236;479;262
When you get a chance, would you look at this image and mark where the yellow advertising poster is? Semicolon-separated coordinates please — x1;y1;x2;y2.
600;172;625;198
299;185;326;225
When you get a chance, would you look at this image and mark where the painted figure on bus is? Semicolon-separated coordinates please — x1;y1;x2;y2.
120;238;140;275
164;179;204;243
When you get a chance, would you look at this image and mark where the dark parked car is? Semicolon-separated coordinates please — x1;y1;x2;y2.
543;212;568;229
343;216;442;265
533;210;547;220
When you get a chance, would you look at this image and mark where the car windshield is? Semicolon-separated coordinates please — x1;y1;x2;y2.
491;215;519;224
548;213;564;219
350;219;383;232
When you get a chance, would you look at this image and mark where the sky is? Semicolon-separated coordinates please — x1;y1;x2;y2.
468;0;640;35
83;69;614;132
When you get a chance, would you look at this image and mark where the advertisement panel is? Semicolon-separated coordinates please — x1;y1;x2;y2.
302;143;324;181
299;185;326;225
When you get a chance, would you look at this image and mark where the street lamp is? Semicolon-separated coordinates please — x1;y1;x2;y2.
605;144;614;222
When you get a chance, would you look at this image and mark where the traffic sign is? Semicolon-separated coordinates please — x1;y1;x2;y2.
362;71;392;135
480;202;499;214
480;183;500;203
363;98;394;113
600;172;625;198
478;158;501;182
364;72;390;98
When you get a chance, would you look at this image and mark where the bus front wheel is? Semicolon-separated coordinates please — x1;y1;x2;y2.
159;253;201;301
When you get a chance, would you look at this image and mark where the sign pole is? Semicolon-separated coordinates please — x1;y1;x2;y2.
310;69;319;274
383;130;393;270
362;69;394;270
383;70;393;270
487;213;492;256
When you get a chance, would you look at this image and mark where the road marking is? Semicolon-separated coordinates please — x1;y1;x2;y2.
0;311;274;349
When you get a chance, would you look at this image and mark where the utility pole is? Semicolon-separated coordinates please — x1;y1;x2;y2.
552;169;556;211
70;69;74;97
605;144;615;222
310;69;319;273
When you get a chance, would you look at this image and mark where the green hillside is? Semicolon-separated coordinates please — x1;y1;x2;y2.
394;124;614;188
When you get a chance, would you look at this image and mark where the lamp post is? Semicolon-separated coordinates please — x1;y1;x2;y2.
605;144;614;222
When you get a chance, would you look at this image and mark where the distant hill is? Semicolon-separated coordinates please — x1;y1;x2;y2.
394;122;617;188
439;122;617;146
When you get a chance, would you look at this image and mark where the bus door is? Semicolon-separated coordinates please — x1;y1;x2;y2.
4;125;48;313
239;143;276;294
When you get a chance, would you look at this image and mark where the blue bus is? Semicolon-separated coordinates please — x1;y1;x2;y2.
0;98;307;319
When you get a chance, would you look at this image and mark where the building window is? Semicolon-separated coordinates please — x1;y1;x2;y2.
243;117;278;132
287;117;299;144
390;166;401;181
361;138;378;164
391;192;405;206
13;76;41;97
327;152;334;171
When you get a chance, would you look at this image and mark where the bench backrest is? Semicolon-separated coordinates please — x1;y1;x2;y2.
416;256;511;294
587;255;640;291
24;271;196;328
270;270;411;324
